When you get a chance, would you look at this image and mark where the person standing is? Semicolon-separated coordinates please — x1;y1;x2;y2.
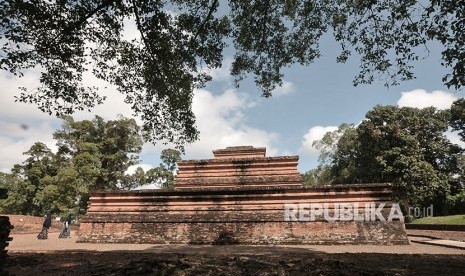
37;213;52;239
59;214;73;238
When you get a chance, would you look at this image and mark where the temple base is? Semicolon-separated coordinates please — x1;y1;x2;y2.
77;221;408;245
77;184;409;245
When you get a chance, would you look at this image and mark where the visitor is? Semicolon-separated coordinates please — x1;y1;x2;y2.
37;212;52;240
59;214;73;238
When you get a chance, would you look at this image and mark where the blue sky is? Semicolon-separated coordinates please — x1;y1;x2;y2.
1;31;464;174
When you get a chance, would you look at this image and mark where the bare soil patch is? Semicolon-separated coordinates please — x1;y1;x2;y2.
406;229;465;242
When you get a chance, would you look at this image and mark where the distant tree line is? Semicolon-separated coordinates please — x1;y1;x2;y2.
0;115;180;216
302;99;465;217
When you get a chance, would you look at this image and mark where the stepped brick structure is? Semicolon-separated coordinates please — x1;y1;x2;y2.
175;146;301;190
77;146;409;245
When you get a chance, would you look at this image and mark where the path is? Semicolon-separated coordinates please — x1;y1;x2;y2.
7;231;465;255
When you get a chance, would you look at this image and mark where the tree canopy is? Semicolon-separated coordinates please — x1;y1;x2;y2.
1;0;464;149
0;115;181;216
309;103;465;216
54;115;143;190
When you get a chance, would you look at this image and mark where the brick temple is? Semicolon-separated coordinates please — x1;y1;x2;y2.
77;146;409;244
175;146;302;190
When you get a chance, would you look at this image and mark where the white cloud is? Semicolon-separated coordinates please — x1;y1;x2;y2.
0;72;55;121
72;72;133;121
0;68;133;122
0;121;57;172
121;17;140;41
125;163;154;175
0;58;135;168
1;55;282;172
188;88;278;158
0;71;60;171
0;69;133;172
1;69;279;170
397;89;457;110
143;88;279;159
133;183;162;190
299;126;338;155
200;57;233;83
445;131;465;148
272;80;295;97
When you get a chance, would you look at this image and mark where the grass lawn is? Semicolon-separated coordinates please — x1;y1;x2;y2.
410;214;465;225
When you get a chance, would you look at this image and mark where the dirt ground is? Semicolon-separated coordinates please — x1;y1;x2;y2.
406;229;465;241
2;216;465;275
5;250;465;276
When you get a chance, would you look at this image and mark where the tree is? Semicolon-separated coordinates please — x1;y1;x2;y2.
301;167;332;187
0;172;29;214
2;117;178;215
146;148;182;189
311;105;463;215
35;165;83;215
53;115;143;190
160;148;181;173
121;149;181;190
4;116;143;215
450;98;465;142
448;98;465;213
119;148;181;190
312;123;359;184
2;1;464;149
120;166;147;190
356;106;460;183
357;106;461;214
4;142;81;215
10;142;58;215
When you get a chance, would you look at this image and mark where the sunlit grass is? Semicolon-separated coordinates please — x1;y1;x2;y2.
410;215;465;225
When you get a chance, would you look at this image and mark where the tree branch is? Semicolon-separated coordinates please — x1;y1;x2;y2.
260;0;270;52
131;0;166;90
54;0;118;43
188;0;219;53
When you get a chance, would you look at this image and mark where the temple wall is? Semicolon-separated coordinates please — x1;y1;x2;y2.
212;146;266;159
176;156;302;189
78;221;407;245
77;184;409;245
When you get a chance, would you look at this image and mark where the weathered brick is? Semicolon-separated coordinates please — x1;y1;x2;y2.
77;146;409;245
